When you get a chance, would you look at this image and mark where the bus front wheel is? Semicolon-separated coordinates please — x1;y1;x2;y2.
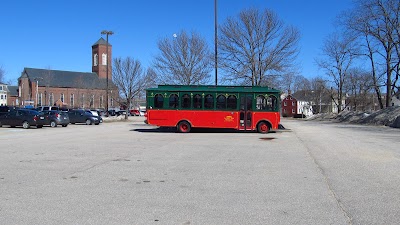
257;122;270;134
177;121;191;133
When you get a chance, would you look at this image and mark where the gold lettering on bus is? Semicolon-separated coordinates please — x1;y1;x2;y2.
224;115;234;122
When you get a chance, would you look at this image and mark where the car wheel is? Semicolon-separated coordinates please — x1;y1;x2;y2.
22;121;30;129
62;124;68;127
85;119;92;125
50;121;57;127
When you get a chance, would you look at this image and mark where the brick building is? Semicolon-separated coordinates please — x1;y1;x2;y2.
281;94;297;117
13;38;117;109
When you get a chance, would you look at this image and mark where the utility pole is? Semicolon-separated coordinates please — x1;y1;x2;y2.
101;30;113;116
214;0;218;86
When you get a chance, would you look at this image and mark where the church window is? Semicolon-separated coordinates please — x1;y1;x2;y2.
70;94;74;107
81;94;84;108
102;53;107;65
60;93;65;103
90;95;94;108
38;93;42;106
94;53;98;66
49;93;54;106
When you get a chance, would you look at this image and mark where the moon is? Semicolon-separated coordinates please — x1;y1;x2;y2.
173;33;177;38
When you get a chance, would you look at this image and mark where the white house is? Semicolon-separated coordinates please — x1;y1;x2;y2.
0;83;8;106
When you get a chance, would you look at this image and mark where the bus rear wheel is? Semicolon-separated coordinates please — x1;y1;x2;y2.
177;121;191;133
257;122;270;134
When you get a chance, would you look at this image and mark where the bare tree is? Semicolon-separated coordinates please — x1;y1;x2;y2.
344;68;374;111
293;75;311;93
316;32;358;112
342;0;399;107
309;77;329;113
153;31;213;85
113;57;154;119
218;8;300;86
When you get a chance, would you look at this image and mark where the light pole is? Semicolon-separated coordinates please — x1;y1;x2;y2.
214;0;218;86
101;30;113;116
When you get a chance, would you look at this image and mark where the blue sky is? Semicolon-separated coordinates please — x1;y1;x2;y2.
0;0;353;85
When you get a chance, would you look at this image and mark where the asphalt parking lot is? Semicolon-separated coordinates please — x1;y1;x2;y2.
0;117;399;225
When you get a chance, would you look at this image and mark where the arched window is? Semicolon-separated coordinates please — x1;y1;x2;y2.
93;53;98;66
49;93;54;106
169;94;178;108
38;93;42;106
181;94;191;109
216;95;226;109
60;93;65;103
80;94;84;108
90;95;95;108
227;95;237;109
102;53;107;65
193;94;202;109
267;95;277;110
154;94;164;108
204;94;214;109
256;95;266;110
70;94;74;107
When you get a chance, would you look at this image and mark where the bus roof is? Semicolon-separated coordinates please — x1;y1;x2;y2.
146;85;281;93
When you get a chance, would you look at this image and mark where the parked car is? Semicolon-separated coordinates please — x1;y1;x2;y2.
36;106;60;111
0;108;45;129
40;110;70;127
116;110;127;116
86;110;103;123
130;109;140;116
68;109;100;125
107;109;117;117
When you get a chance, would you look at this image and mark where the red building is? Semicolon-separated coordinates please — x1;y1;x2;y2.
281;94;297;117
12;38;117;109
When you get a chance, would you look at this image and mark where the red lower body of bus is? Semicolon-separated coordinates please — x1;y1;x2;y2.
146;109;280;133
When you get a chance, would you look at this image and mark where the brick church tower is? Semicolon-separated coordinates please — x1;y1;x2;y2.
92;38;112;80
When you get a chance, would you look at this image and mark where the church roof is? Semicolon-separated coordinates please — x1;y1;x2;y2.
20;67;116;90
92;37;111;46
7;86;19;96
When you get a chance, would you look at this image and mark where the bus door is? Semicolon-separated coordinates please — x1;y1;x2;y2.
239;94;253;130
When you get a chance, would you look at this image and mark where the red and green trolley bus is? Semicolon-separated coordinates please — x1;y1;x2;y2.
145;85;281;133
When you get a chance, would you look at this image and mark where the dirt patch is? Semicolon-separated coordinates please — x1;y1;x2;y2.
307;106;400;128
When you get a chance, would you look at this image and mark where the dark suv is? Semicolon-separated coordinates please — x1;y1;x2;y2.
0;108;45;129
40;110;70;127
68;109;100;125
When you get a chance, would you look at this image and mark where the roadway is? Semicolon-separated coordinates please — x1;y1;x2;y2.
0;117;399;224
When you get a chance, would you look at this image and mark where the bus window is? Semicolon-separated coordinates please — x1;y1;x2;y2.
227;95;237;110
247;95;252;110
271;95;277;110
154;94;164;109
193;94;202;109
256;95;266;110
169;94;178;108
216;95;226;109
267;95;277;110
204;94;214;109
181;94;191;109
